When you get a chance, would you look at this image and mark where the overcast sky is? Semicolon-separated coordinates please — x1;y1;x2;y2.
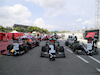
0;0;95;31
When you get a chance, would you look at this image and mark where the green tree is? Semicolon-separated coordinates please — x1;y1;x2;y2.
62;31;66;33
15;27;24;32
26;26;34;32
0;25;5;32
41;28;44;33
57;31;62;33
32;26;40;32
89;28;94;30
25;26;50;33
9;30;13;32
43;29;49;33
5;27;12;32
66;31;70;33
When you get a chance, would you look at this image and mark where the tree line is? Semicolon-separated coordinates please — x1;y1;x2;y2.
0;25;94;33
0;25;49;33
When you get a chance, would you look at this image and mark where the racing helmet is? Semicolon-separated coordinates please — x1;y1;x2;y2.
46;43;48;46
11;49;14;53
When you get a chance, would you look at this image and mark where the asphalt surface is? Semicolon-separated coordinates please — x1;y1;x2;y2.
0;39;100;75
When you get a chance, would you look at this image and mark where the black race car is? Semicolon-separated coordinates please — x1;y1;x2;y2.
65;36;99;55
19;36;39;49
65;38;74;49
31;37;40;46
40;38;65;60
5;39;29;56
72;41;99;55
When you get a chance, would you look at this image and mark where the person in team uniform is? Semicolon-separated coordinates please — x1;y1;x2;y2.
72;34;75;40
93;33;98;47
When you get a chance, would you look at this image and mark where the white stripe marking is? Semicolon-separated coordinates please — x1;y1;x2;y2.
67;49;73;53
64;46;73;53
96;68;100;72
88;56;100;64
77;55;89;63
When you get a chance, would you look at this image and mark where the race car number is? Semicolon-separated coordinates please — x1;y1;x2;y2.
13;43;19;51
49;45;55;54
87;43;92;51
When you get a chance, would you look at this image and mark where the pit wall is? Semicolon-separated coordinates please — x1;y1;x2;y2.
57;32;83;39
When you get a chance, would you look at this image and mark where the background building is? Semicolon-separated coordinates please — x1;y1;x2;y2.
12;24;32;30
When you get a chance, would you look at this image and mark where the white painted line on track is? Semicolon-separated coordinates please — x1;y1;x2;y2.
96;68;100;72
77;55;89;63
67;49;73;53
64;47;73;53
88;56;100;64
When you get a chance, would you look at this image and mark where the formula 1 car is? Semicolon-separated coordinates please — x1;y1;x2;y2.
19;37;35;49
1;40;29;56
31;37;40;46
19;36;39;49
40;37;65;60
72;41;99;56
72;41;86;54
65;36;99;56
65;38;74;49
41;35;51;41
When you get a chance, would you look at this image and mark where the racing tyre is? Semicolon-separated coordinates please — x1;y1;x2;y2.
41;46;46;57
93;47;99;55
70;43;74;49
72;44;76;52
76;50;79;54
89;53;92;56
60;46;64;52
24;46;28;53
65;41;68;46
36;42;39;46
95;49;99;54
7;44;13;51
40;53;44;57
30;43;34;49
60;46;65;57
42;46;46;52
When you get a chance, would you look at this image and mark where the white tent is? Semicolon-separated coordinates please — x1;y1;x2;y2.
10;30;19;33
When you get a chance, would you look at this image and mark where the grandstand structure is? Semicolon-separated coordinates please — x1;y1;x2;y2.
12;24;32;30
